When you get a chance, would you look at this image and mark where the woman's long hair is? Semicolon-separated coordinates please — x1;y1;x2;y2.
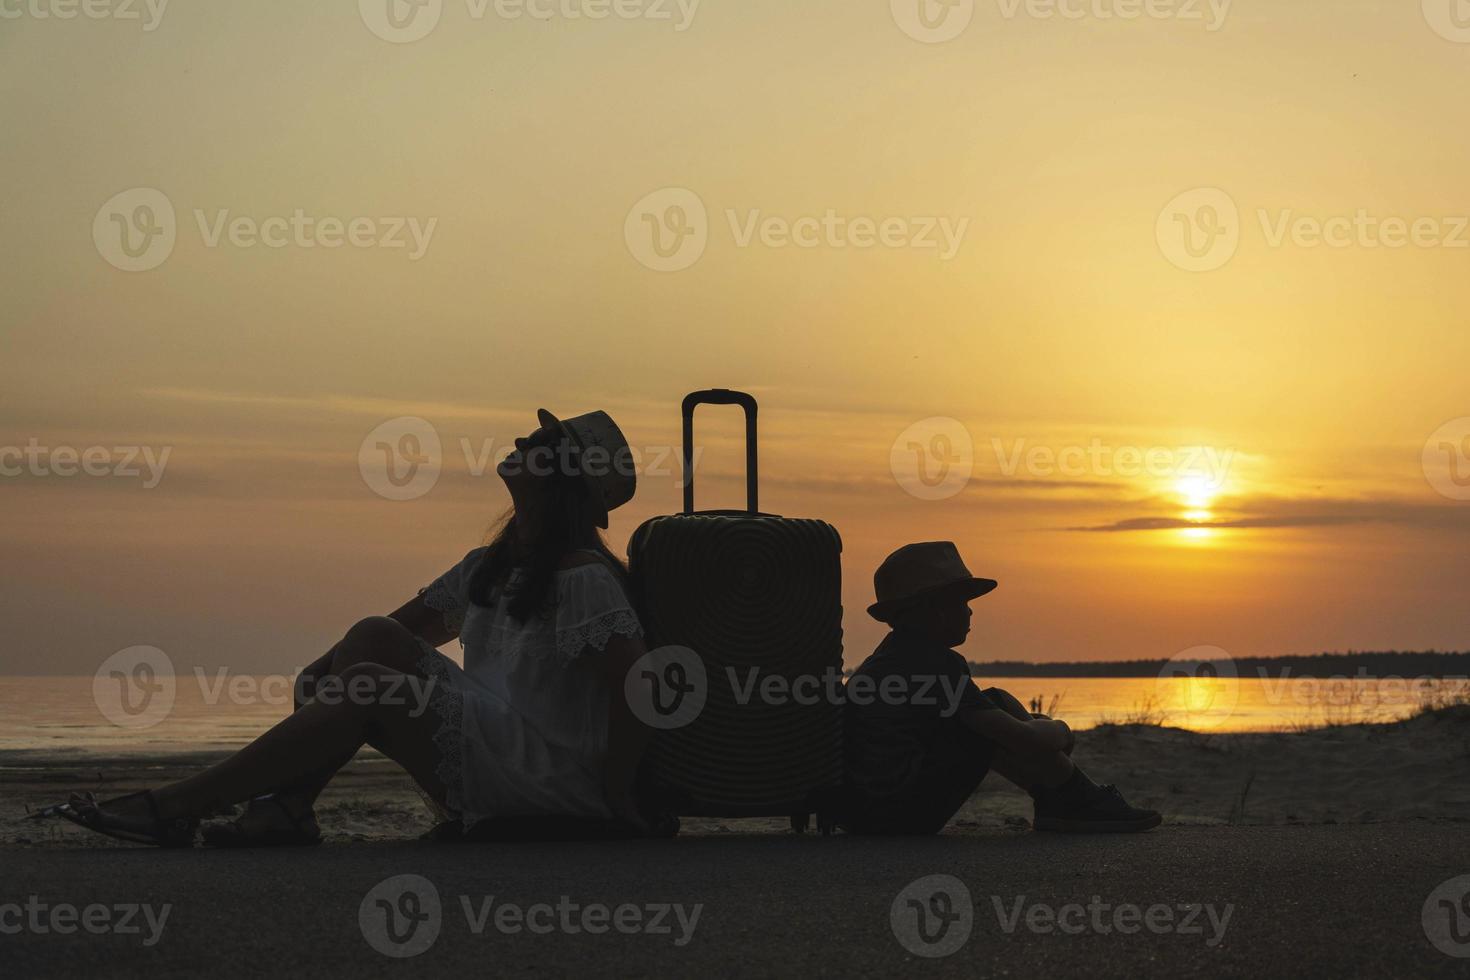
465;464;628;622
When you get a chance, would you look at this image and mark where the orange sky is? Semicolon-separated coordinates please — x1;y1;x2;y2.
3;1;1469;675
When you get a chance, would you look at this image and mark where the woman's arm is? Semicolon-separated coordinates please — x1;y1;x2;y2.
600;631;653;831
388;593;460;649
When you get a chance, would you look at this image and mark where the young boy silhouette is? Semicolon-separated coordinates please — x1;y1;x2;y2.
840;541;1160;835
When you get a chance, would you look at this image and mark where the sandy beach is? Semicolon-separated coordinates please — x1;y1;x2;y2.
8;705;1467;847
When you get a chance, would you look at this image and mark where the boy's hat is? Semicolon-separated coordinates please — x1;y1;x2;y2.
867;541;997;623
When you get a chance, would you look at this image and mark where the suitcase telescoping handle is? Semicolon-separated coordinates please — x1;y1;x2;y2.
682;389;758;515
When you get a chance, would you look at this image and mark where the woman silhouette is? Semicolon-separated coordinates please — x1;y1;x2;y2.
47;408;653;846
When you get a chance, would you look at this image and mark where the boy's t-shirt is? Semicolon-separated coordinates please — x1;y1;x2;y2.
844;628;998;802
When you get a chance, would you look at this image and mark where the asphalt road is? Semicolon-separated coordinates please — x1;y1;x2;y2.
4;824;1469;978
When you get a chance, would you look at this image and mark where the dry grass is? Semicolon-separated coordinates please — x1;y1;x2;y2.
1096;692;1170;727
1227;770;1256;826
1282;677;1470;731
1412;678;1470;716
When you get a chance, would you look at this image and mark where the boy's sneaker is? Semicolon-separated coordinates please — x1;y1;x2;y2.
1033;783;1161;833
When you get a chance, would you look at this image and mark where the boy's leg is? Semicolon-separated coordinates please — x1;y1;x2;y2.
976;689;1161;833
988;744;1076;792
844;723;994;835
844;690;1069;835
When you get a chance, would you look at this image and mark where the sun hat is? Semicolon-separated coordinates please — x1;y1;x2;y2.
866;541;998;623
536;408;637;529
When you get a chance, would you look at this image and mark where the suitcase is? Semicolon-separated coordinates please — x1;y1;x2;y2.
628;389;845;834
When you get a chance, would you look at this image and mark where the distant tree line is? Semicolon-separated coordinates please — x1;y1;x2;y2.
971;651;1470;678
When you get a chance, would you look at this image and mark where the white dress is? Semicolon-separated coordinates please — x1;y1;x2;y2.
413;547;644;827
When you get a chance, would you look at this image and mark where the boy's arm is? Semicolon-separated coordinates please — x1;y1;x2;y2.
960;706;1073;755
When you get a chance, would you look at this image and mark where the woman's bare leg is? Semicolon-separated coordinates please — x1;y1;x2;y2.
263;617;439;816
88;660;449;828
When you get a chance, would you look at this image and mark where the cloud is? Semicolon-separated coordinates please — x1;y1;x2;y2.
139;387;524;425
1066;495;1470;534
1068;515;1369;532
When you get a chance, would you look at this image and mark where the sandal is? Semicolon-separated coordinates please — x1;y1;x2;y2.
38;791;198;848
202;795;321;848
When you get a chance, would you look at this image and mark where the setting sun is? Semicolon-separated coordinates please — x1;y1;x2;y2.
1175;475;1222;510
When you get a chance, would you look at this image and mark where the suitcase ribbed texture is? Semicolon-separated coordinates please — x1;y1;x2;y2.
630;513;844;814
